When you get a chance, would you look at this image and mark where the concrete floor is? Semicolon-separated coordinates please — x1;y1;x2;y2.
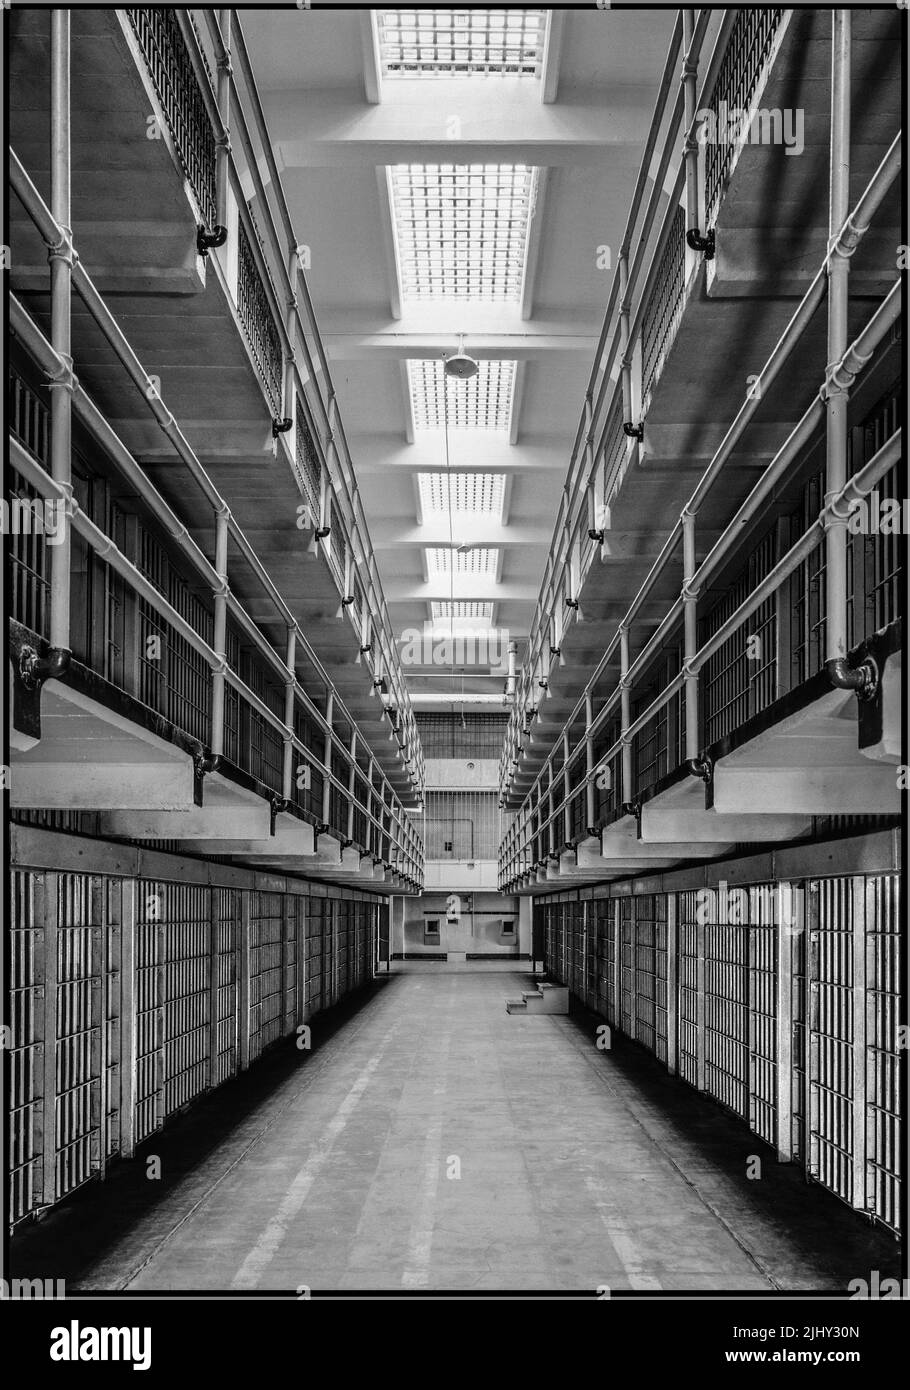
13;967;899;1293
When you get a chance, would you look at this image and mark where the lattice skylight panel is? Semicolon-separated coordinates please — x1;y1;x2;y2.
377;10;546;78
391;165;538;301
418;472;506;516
426;547;499;578
408;360;515;430
430;601;495;623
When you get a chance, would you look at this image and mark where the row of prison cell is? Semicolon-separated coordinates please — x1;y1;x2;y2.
126;6;388;692
8;860;387;1227
517;377;903;856
534;868;901;1235
502;6;793;755
7;356;411;868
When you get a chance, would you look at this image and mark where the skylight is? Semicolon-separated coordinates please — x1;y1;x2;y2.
418;471;506;517
377;9;546;78
390;165;538;301
430;601;495;623
426;547;499;579
408;360;515;430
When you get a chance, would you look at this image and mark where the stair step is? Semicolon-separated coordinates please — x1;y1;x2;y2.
505;999;528;1013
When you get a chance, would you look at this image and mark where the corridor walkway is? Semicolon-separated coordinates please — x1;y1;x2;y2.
12;967;898;1293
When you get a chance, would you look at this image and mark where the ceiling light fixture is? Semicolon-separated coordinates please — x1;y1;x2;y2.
444;335;479;381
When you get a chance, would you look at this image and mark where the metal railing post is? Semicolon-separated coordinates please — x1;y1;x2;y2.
346;732;357;845
585;692;596;830
618;251;636;437
681;508;700;762
824;11;854;678
619;624;633;807
214;9;232;236
210;503;230;757
282;624;297;802
682;8;712;257
48;10;73;655
546;762;555;859
322;691;334;827
562;731;572;845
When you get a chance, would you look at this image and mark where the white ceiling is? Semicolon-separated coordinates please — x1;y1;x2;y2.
245;7;675;703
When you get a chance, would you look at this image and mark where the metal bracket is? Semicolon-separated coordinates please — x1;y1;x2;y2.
623;421;644;441
9;629;72;743
826;655;879;703
686;755;713;785
315;525;331;540
686;226;716;260
270;796;289;834
621;800;642;830
196;224;228;256
271;417;293;437
192;751;221;806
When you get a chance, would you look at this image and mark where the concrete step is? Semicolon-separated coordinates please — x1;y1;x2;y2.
505;999;528;1014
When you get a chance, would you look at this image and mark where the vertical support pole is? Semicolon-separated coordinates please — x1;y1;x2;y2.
322;690;334;828
284;243;299;436
40;874;58;1204
48;9;73;654
774;514;792;699
562;731;572;846
851;877;868;1211
666;893;678;1076
238;891;251;1071
775;883;798;1163
366;757;375;857
119;878;137;1158
585;692;596;830
546;761;555;859
210;504;230;758
619;624;633;807
681;509;700;761
346;731;357;843
282;625;297;803
618;251;634;430
682;9;700;241
214;8;232;235
584;391;598;538
824;11;853;667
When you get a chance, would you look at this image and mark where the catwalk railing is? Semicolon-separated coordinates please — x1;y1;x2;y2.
8;843;386;1226
123;6;423;788
500;9;901;812
500;12;902;884
7;310;423;885
535;861;901;1236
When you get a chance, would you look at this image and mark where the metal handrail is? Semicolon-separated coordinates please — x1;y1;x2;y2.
500;9;718;786
7;288;422;881
185;9;424;786
499;173;903;889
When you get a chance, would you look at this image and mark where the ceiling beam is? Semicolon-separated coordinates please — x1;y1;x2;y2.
541;11;567;104
520;168;548;321
374;167;402;319
346;434;570;474
359;11;382;105
370;523;553;548
326;332;596;362
265;88;654;167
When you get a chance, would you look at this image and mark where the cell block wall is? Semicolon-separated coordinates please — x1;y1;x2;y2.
538;861;901;1235
7;841;388;1227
